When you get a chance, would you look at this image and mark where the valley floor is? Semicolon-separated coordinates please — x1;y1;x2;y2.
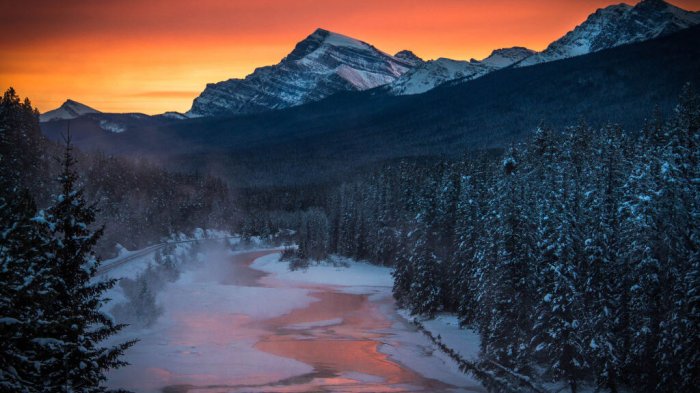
101;246;484;393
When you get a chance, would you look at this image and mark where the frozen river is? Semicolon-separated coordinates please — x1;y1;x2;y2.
105;249;483;392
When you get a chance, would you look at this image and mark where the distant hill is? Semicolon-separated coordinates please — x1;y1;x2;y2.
40;99;100;122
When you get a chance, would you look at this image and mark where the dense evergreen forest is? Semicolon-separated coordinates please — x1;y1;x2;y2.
242;86;699;392
2;83;699;391
0;88;236;257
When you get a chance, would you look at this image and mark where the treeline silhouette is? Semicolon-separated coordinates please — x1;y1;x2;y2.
1;88;236;257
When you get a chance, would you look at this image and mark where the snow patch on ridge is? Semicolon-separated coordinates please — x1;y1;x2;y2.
99;120;126;133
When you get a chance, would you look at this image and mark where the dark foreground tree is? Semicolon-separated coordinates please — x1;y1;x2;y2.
0;89;55;390
0;190;53;391
34;140;136;391
1;90;135;391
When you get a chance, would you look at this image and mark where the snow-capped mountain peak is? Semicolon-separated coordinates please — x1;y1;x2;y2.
310;28;370;49
394;50;424;66
40;99;101;122
284;28;371;62
388;46;535;96
387;58;491;96
479;47;536;68
188;28;418;117
187;1;700;111
517;0;700;67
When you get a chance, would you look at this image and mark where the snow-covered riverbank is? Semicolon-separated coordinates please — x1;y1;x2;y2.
102;245;484;392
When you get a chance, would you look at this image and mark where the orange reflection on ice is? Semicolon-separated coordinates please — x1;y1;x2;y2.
255;290;449;391
258;339;410;384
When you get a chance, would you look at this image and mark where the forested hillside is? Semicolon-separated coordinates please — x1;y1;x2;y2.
1;89;236;256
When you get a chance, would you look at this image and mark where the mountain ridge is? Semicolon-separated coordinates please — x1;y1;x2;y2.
186;0;700;109
387;47;535;95
41;1;700;119
187;28;416;117
517;0;700;66
40;25;700;186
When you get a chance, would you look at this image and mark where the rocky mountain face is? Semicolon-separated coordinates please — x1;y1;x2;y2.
39;99;100;122
372;0;700;96
387;47;535;95
387;58;491;96
187;28;416;117
181;0;700;116
479;47;536;68
393;50;424;66
517;0;700;67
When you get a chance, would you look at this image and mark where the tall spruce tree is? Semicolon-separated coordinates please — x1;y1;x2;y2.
36;139;135;391
1;88;57;390
480;146;534;372
407;219;443;316
454;159;489;327
652;84;700;392
0;88;46;199
621;113;667;390
530;126;588;393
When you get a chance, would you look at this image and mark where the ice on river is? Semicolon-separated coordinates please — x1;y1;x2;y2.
103;248;483;392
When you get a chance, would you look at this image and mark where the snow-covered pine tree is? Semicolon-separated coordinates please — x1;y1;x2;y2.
0;88;47;201
36;140;135;391
114;271;163;329
336;184;356;257
387;162;441;314
391;229;414;308
0;88;56;391
433;164;461;311
133;274;161;327
480;145;534;373
407;219;443;316
583;124;630;393
530;125;588;392
454;154;496;328
454;160;486;327
651;84;700;393
619;111;668;390
0;189;54;391
296;208;330;261
371;172;399;265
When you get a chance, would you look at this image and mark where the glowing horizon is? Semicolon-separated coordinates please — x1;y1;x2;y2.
1;0;698;115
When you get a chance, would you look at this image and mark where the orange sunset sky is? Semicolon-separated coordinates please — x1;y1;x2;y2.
1;0;699;115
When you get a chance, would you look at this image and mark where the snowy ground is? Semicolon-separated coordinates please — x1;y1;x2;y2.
101;243;484;392
102;242;312;391
399;311;482;363
251;254;393;291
